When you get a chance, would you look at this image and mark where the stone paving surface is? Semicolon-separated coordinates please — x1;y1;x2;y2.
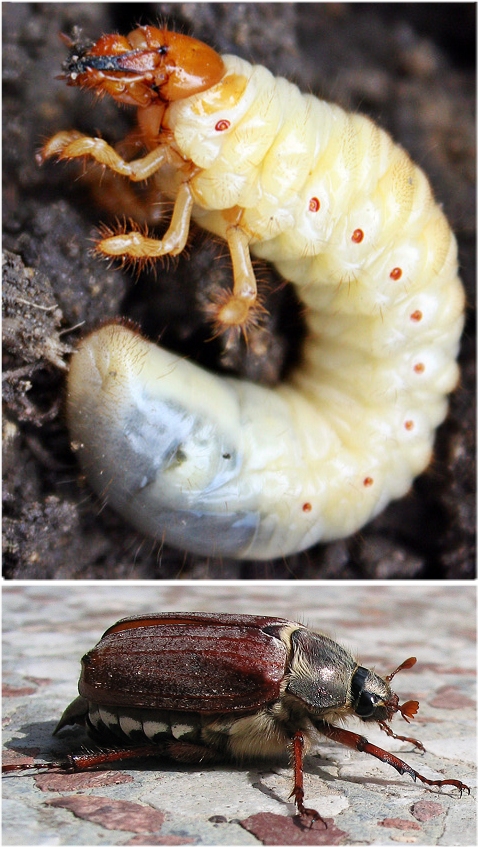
2;584;476;845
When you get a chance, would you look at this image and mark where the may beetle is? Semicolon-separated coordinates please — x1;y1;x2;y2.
3;612;470;825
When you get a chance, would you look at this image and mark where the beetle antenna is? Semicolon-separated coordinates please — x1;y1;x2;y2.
386;656;417;683
383;656;421;727
398;699;420;722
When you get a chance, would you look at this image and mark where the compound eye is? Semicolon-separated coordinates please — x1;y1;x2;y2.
354;690;380;717
351;666;382;718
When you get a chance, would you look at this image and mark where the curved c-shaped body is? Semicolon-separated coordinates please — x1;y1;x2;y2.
53;31;464;559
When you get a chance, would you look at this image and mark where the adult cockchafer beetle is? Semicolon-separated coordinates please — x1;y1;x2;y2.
3;613;470;827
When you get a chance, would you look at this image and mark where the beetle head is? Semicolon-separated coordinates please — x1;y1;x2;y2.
351;656;420;726
60;26;225;107
350;665;392;721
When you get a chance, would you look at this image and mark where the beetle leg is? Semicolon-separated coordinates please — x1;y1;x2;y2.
2;741;221;775
96;180;194;260
85;169;168;228
38;131;181;182
377;719;425;753
2;760;62;774
65;745;173;771
216;225;259;328
63;742;219;770
289;731;326;828
2;746;166;774
315;721;470;795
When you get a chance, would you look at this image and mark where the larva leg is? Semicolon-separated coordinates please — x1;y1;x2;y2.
40;130;195;259
217;226;258;327
87;168;167;228
97;181;195;260
39;131;180;182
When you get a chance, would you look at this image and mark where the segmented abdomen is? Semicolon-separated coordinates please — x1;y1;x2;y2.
86;702;204;744
162;55;464;542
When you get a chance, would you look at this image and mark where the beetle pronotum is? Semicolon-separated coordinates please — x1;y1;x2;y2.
2;613;470;826
39;26;465;559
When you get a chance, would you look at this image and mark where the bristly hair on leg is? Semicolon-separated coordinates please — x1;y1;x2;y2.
92;218;174;278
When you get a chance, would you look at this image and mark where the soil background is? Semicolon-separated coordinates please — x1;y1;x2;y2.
3;2;475;579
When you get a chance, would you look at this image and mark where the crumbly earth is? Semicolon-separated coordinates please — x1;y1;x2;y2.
2;2;475;579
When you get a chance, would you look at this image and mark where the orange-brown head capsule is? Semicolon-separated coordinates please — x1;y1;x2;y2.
62;26;226;107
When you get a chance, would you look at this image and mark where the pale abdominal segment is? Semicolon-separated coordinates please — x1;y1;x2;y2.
67;324;331;558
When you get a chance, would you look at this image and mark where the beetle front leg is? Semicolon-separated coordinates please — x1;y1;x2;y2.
39;132;197;261
378;718;425;753
38;131;180;182
315;721;471;795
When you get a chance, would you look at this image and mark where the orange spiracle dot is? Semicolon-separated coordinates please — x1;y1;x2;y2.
404;420;414;430
215;119;230;132
410;310;423;322
352;228;364;243
363;477;374;487
390;267;402;280
302;502;312;512
308;197;320;213
414;363;425;374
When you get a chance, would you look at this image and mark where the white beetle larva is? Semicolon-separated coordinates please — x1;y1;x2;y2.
41;26;465;559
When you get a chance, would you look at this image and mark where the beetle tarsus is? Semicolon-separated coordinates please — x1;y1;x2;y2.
289;729;327;828
2;760;67;774
294;809;327;830
290;790;327;830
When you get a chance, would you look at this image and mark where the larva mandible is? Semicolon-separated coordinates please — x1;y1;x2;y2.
40;26;465;560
